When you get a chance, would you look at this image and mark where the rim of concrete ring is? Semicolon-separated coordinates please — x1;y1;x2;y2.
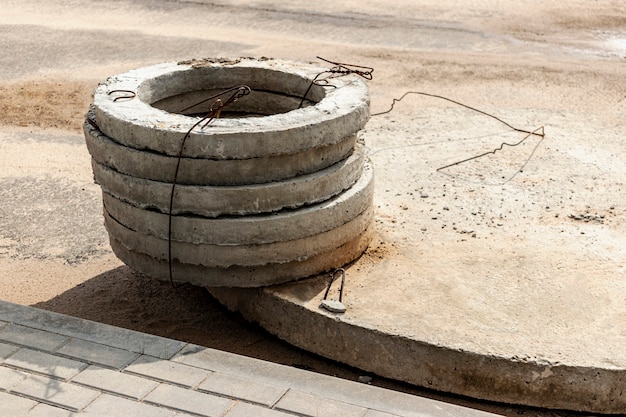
92;144;366;217
84;109;358;186
101;161;374;245
93;58;370;159
108;227;375;287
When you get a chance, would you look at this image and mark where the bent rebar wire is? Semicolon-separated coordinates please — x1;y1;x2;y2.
168;86;251;287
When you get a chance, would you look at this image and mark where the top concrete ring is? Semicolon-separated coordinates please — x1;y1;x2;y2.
93;58;370;159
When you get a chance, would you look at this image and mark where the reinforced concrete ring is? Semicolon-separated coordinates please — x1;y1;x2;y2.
84;108;358;186
92;143;366;217
104;205;373;268
101;160;374;245
108;226;375;287
93;58;370;159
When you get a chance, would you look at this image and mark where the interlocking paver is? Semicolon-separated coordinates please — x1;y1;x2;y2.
72;365;159;400
0;324;69;352
125;355;209;388
143;383;234;417
0;390;37;415
28;403;77;417
57;338;139;369
275;390;367;417
224;402;293;417
0;300;501;417
0;364;29;390
172;344;488;417
197;371;287;406
11;373;101;412
5;348;88;380
0;301;185;359
81;393;176;417
0;341;19;362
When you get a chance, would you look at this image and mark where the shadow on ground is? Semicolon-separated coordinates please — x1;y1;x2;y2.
33;266;375;377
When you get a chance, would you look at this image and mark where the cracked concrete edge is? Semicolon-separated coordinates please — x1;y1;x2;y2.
84;108;359;186
93;59;370;159
207;284;626;414
91;144;365;217
101;161;374;245
108;226;375;287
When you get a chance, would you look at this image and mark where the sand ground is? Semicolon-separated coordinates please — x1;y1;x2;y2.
1;0;625;415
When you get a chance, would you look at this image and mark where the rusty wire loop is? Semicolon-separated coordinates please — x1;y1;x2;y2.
323;268;346;303
299;56;374;108
107;89;136;102
167;85;251;288
316;56;374;80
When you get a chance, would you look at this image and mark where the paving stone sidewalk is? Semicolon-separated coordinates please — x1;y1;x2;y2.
0;300;496;417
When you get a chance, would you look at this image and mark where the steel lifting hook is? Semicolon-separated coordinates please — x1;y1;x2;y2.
320;268;347;313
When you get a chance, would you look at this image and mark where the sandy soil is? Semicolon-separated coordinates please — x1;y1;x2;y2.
0;0;624;415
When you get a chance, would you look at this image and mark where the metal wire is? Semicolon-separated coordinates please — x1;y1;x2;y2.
436;126;545;171
298;56;374;108
373;91;545;138
167;86;251;288
371;90;547;173
107;90;136;102
178;85;251;115
323;268;346;303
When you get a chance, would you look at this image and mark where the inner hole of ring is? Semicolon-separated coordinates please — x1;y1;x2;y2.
143;67;326;118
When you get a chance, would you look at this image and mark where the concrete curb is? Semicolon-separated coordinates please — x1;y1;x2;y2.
0;300;498;417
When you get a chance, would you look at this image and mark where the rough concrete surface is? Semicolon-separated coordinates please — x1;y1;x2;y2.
104;204;373;268
84;110;358;186
100;160;374;245
1;0;625;415
92;143;365;217
93;60;370;159
109;227;375;287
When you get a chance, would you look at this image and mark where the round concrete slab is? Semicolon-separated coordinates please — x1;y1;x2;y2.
207;107;626;413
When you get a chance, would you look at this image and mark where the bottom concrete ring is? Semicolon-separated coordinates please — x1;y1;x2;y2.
103;205;374;268
109;227;375;287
